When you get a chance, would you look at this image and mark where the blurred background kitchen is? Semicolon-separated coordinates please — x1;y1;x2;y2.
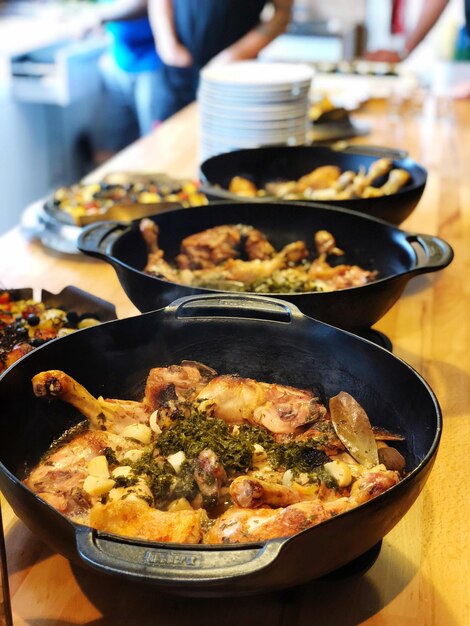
0;0;468;235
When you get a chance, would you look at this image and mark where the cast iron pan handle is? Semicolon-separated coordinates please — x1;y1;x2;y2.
77;221;129;260
167;294;302;323
76;527;284;584
407;233;454;274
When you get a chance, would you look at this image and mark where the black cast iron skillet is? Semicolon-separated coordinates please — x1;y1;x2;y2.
199;145;427;225
0;295;441;596
77;201;453;331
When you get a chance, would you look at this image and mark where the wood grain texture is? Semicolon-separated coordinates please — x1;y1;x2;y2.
1;91;469;625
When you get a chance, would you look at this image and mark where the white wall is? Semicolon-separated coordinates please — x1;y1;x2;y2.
293;0;367;24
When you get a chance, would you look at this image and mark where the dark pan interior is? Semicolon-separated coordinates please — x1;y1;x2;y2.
111;202;417;282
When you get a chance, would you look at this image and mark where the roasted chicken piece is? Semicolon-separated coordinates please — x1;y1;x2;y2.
295;165;341;193
204;241;308;285
140;218;183;282
24;430;111;522
244;227;276;260
144;360;216;409
90;498;208;543
32;370;151;435
228;176;259;197
230;476;301;508
196;374;326;434
349;470;400;504
365;158;394;183
203;500;331;544
194;449;228;502
2;342;34;372
175;224;278;269
303;187;351;201
264;180;298;198
380;168;410;194
176;225;243;270
334;170;356;191
306;260;377;290
314;230;344;258
347;158;394;197
359;168;411;199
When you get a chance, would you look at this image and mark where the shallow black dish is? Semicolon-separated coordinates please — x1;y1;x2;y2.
0;295;441;595
0;294;441;596
199;145;427;225
77;201;453;331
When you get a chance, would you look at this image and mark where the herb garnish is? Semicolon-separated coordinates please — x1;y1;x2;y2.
157;408;329;475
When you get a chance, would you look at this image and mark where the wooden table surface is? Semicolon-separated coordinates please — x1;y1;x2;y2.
1;93;469;625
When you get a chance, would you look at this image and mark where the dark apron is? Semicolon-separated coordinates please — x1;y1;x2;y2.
156;0;267;120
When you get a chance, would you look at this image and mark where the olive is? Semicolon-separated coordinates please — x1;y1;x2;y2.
66;311;80;325
27;314;40;326
30;338;45;347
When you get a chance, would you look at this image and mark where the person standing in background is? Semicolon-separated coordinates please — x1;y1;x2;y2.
93;0;162;164
366;0;470;62
148;0;293;121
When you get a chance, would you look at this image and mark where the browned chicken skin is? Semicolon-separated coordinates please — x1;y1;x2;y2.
230;476;301;508
196;374;327;434
204;501;331;544
205;468;400;544
144;360;217;408
90;498;208;543
176;225;242;270
24;430;110;521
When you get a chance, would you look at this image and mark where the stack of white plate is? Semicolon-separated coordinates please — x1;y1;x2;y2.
198;61;314;162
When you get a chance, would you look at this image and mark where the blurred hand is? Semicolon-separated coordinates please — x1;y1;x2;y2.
364;50;403;63
204;47;241;68
159;41;193;67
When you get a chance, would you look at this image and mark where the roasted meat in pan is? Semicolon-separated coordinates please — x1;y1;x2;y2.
140;220;377;294
26;362;405;544
229;158;411;202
